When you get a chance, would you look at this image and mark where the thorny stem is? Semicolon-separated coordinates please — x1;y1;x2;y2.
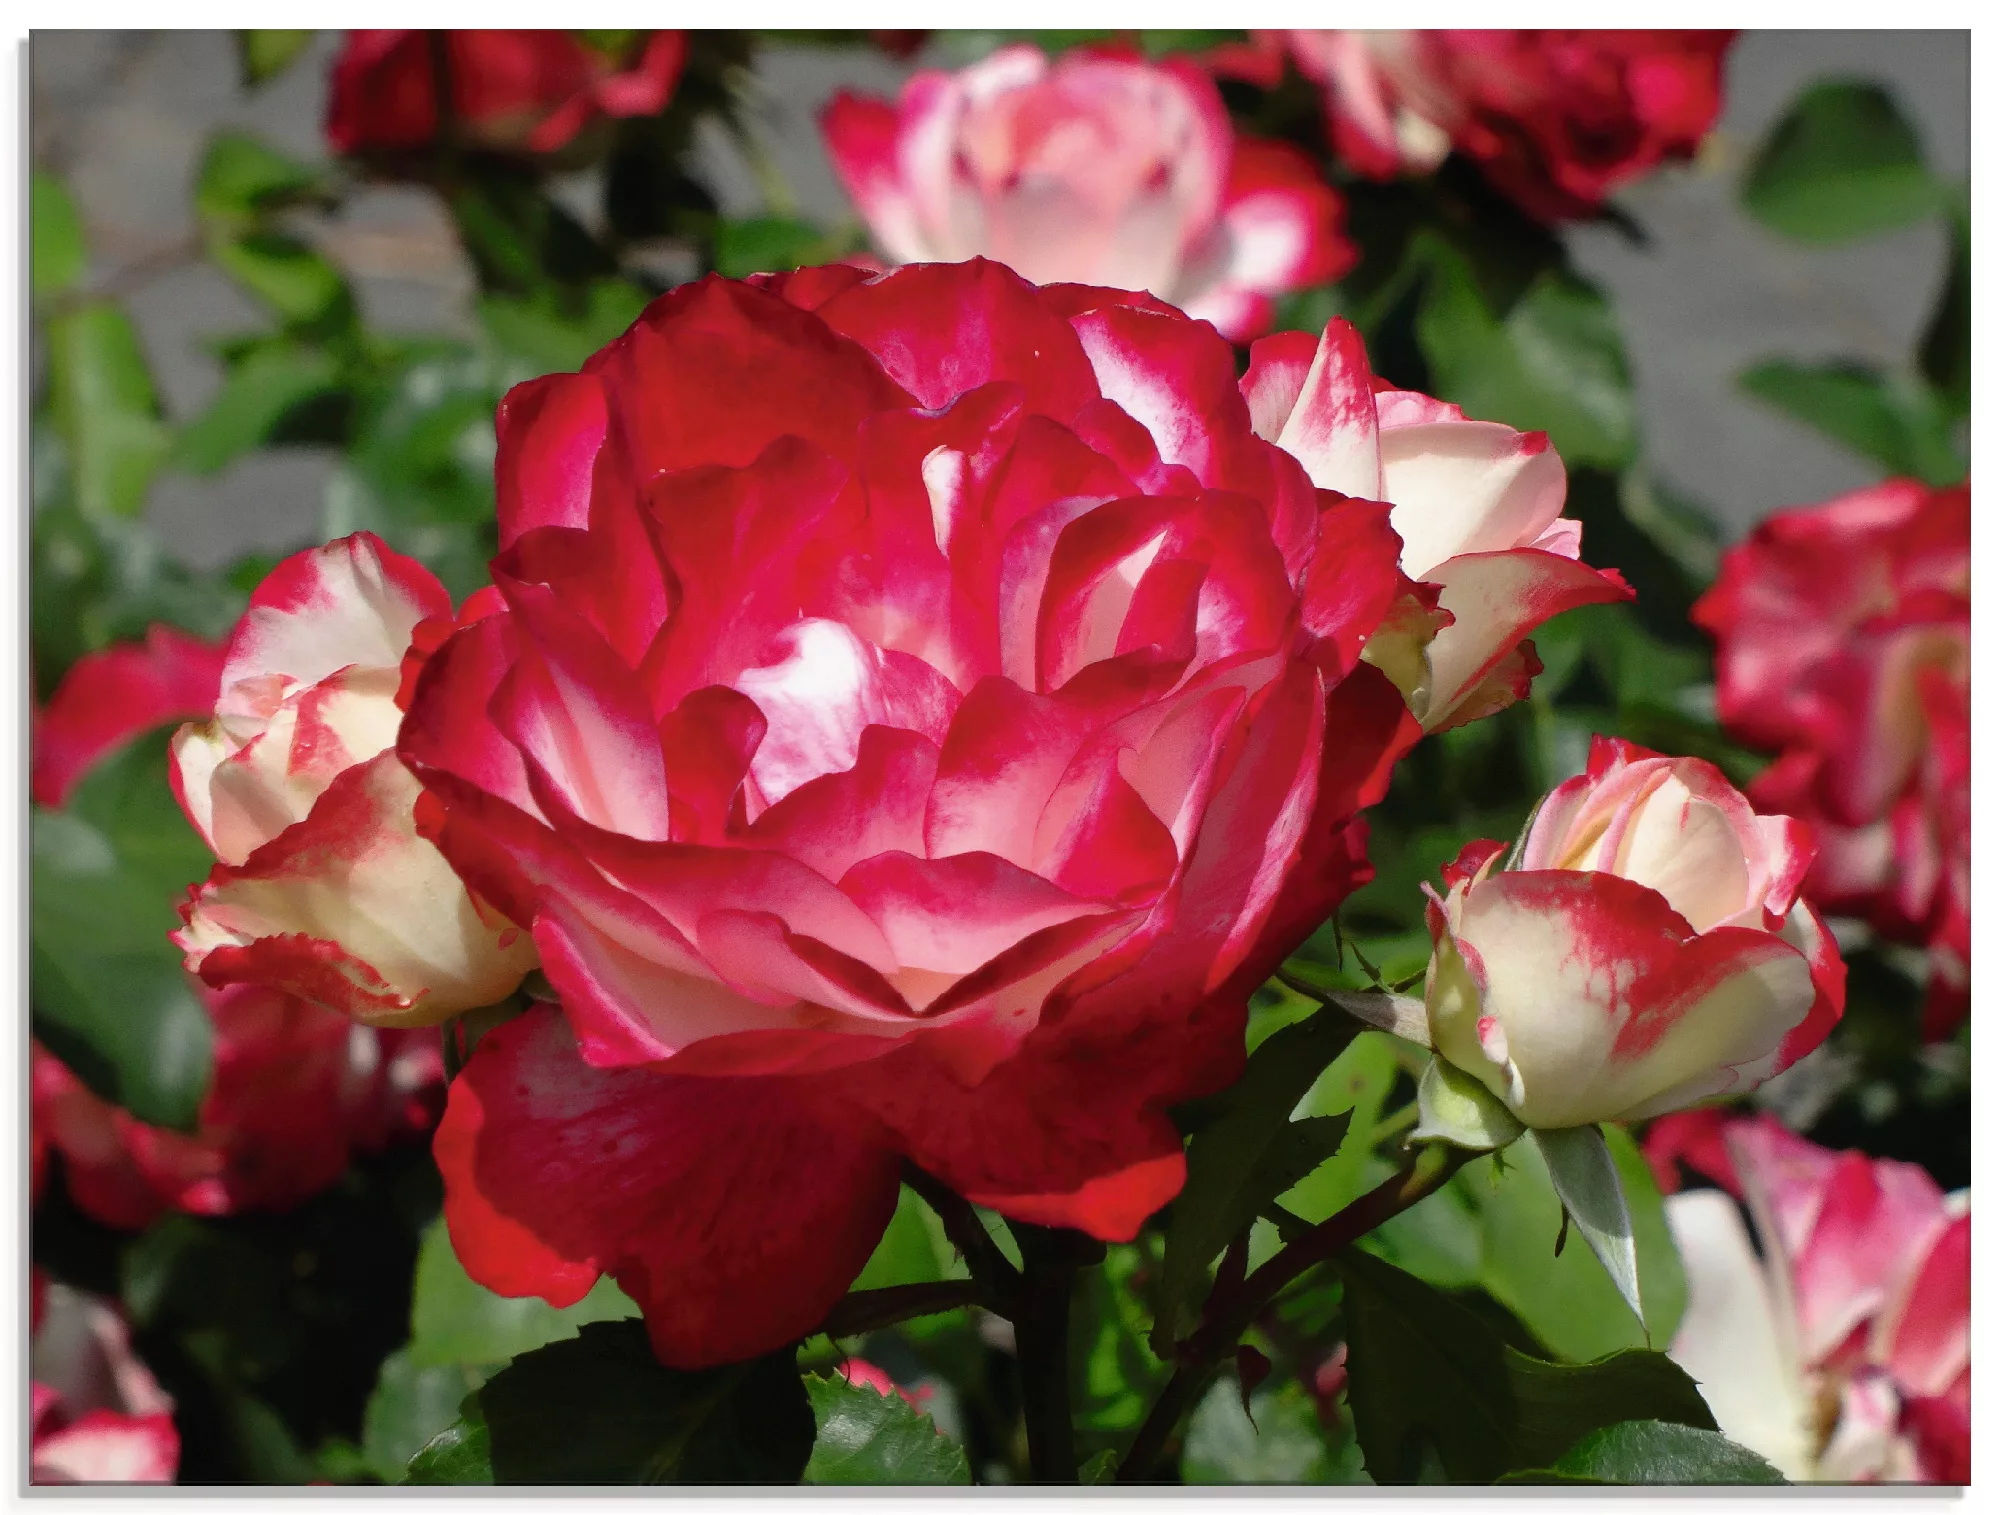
1114;1143;1478;1483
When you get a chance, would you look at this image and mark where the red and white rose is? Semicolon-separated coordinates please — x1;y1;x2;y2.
822;45;1354;340
1662;1116;1968;1483
1241;317;1631;730
1693;478;1970;1035
1418;737;1842;1128
170;533;537;1027
29;1275;178;1485
397;260;1422;1366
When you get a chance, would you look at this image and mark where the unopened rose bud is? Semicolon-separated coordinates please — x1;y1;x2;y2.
1423;736;1844;1128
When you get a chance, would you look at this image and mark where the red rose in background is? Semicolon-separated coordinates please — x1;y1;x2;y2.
30;1275;178;1485
33;1011;441;1231
30;635;444;1229
822;45;1354;340
1693;479;1969;1034
31;625;225;810
1272;30;1733;221
327;30;686;157
400;259;1421;1367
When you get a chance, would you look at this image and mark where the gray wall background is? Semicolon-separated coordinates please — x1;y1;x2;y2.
29;30;1970;572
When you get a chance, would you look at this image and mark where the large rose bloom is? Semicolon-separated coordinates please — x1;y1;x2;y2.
1693;478;1970;1035
400;260;1421;1367
821;45;1354;340
1273;30;1733;221
327;30;686;157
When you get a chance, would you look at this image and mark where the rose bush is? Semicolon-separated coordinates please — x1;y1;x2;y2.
1253;30;1733;221
29;1274;179;1485
396;258;1423;1366
821;45;1354;339
1693;478;1970;1035
170;533;537;1027
1240;317;1631;730
326;29;686;157
1662;1116;1969;1483
1417;736;1842;1128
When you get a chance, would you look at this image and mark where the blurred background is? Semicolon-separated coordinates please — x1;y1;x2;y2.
30;29;1970;571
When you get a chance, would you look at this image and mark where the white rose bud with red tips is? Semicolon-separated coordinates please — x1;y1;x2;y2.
1421;736;1845;1129
171;533;537;1028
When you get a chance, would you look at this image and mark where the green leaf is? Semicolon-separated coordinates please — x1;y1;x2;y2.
802;1373;971;1485
32;169;87;300
1522;1420;1787;1485
713;216;832;279
1070;1238;1169;1436
1742;79;1941;243
1738;359;1963;485
195;131;325;226
1919;197;1969;415
1417;251;1635;469
1469;1126;1688;1362
1155;1008;1360;1350
852;1185;961;1292
405;1216;639;1370
426;1323;814;1484
172;342;343;474
30;730;216;1131
46;301;171;519
1338;1248;1713;1484
1278;1032;1404;1224
363;1348;491;1484
404;1396;493;1485
211;232;354;334
238;30;315;87
1533;1126;1640;1329
1414;1057;1526;1152
1182;1379;1367;1484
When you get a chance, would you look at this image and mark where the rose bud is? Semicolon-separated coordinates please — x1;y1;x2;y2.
1277;30;1734;221
1242;317;1631;731
326;30;686;158
821;45;1354;340
1422;736;1843;1128
171;533;536;1027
